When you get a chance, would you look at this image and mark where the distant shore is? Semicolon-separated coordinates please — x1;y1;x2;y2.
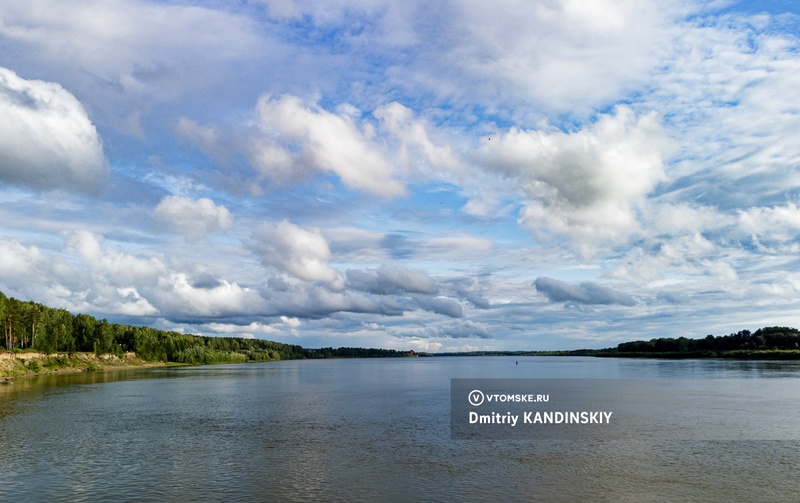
431;349;800;359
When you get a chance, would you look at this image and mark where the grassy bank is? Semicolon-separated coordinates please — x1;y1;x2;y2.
0;351;165;382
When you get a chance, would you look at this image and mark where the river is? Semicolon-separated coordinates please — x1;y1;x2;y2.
1;356;799;502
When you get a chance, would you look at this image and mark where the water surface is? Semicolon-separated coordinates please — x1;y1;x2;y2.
2;357;799;502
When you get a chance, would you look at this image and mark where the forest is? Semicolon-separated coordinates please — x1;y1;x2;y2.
0;291;413;365
609;326;800;358
526;327;800;359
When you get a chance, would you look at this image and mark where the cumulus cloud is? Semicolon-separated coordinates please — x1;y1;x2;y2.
374;102;461;177
534;277;636;306
64;230;165;287
0;227;474;326
181;99;454;196
250;220;344;288
151;273;265;318
346;266;437;295
0;230;164;317
0;238;61;304
478;106;672;252
0;67;107;192
154;195;233;241
250;95;405;196
57;230;267;319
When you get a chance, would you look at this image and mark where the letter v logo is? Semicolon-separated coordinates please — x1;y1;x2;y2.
468;390;484;406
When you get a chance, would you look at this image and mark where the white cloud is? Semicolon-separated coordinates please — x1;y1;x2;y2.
251;95;405;196
113;287;158;316
0;237;44;282
280;316;301;329
374;102;461;177
478;106;672;252
250;220;344;288
395;0;681;120
152;273;265;318
739;203;800;245
0;0;269;129
181;97;465;199
610;232;717;283
647;203;733;236
642;14;800;205
64;230;165;287
0;231;161;316
0;67;107;192
154;195;233;241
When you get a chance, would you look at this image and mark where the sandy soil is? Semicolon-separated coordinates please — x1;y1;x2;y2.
0;351;169;383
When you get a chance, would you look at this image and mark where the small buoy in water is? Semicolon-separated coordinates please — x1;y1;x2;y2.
515;360;518;365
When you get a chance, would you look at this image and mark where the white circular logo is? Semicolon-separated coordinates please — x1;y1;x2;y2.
468;389;484;406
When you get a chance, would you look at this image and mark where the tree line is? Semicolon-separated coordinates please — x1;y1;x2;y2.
305;347;417;358
0;291;413;364
614;327;800;356
517;327;800;359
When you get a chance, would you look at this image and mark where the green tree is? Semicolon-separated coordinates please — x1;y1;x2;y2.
73;313;97;352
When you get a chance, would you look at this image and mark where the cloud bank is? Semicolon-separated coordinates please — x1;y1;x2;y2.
534;277;636;306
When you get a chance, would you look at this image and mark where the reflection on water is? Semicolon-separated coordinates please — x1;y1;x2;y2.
1;357;800;502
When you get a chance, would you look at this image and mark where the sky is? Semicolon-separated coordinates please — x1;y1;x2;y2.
1;0;799;352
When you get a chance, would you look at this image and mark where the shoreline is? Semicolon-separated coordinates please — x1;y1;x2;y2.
0;351;174;384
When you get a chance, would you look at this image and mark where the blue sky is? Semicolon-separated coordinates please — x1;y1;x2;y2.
1;0;799;351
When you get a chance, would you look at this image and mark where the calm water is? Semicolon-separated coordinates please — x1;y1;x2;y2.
2;356;800;502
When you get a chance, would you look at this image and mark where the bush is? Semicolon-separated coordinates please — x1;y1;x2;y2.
85;362;103;372
44;355;69;369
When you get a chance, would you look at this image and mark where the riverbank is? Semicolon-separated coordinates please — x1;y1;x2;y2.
0;351;170;383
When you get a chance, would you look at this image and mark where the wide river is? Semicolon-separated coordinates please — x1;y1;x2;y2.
2;356;800;502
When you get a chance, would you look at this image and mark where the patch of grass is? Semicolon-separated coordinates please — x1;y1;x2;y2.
44;355;69;369
85;362;103;372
